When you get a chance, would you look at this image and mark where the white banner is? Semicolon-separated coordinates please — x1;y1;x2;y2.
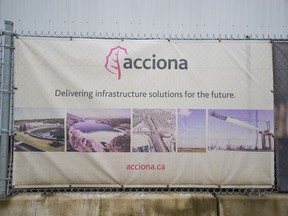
13;37;274;187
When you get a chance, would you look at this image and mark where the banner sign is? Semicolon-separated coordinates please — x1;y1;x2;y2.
13;37;274;187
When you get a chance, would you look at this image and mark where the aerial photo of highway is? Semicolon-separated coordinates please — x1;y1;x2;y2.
132;109;176;152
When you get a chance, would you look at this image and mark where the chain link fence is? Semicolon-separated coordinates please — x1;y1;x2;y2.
273;42;288;192
274;43;288;138
11;30;288;41
1;29;287;197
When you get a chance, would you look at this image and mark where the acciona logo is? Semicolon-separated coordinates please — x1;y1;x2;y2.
104;46;128;80
104;46;188;80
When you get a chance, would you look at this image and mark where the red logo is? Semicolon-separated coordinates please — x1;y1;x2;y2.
105;46;128;80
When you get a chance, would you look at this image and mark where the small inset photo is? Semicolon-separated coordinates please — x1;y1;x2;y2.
132;109;176;152
14;108;65;152
67;109;131;152
178;109;206;152
208;109;274;151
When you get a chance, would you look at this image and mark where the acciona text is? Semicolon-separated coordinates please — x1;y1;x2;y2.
123;54;188;70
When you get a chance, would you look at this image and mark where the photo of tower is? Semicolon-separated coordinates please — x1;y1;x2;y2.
177;109;206;152
208;109;274;151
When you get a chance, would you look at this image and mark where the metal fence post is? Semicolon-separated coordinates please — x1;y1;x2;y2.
0;21;14;197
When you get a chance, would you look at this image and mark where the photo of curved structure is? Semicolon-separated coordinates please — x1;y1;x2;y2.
132;109;176;152
178;109;206;152
14;108;65;152
208;109;274;151
67;109;131;152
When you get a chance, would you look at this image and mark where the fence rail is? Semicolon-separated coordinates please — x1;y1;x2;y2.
12;31;288;41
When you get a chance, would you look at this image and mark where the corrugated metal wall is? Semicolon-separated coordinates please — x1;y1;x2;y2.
1;0;288;38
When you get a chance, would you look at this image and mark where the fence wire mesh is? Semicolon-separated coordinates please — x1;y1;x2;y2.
273;42;288;192
2;32;286;197
12;31;288;41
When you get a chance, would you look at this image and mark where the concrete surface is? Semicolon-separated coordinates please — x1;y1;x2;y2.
218;193;288;216
1;192;288;216
0;192;217;216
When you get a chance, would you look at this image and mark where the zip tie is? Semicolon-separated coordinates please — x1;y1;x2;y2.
0;45;15;50
1;31;15;36
0;89;15;94
0;177;12;180
1;129;13;133
1;129;14;135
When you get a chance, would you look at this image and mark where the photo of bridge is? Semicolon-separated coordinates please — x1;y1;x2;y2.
132;109;176;152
